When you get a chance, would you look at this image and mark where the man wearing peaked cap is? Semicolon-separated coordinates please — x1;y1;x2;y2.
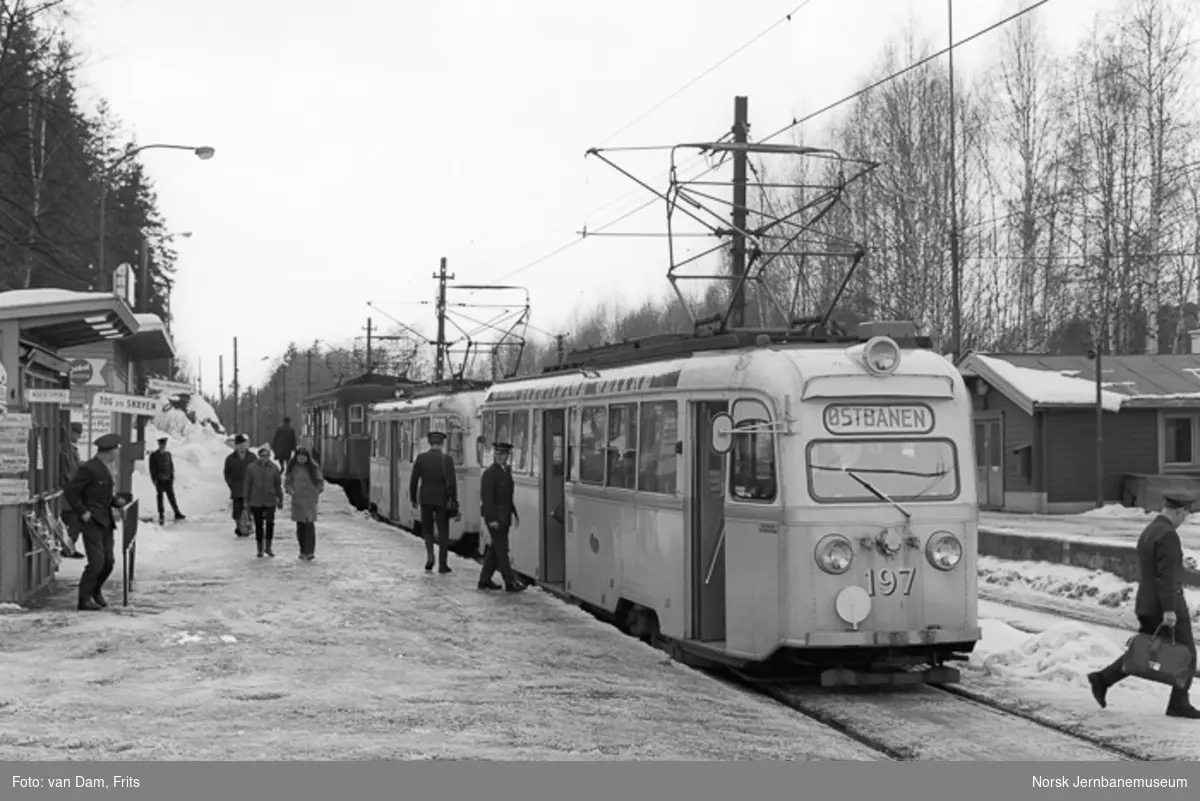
224;434;256;537
410;428;458;573
149;435;186;526
63;433;130;611
1088;489;1200;719
478;441;524;593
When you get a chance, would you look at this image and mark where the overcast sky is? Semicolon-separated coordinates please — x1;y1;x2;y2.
69;0;1124;391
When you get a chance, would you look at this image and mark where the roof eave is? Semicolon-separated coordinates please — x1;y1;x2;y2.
958;353;1036;416
120;328;176;361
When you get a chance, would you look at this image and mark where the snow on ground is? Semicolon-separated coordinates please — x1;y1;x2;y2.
0;493;875;760
132;402;237;527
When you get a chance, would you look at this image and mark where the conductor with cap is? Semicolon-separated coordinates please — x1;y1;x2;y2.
410;430;458;573
1088;491;1200;718
148;436;186;526
478;442;525;592
63;433;131;611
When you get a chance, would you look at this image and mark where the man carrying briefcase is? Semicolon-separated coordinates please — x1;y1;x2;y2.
1087;491;1199;719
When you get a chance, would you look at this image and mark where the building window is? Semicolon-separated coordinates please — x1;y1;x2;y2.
1165;414;1197;466
638;401;678;494
1011;443;1032;478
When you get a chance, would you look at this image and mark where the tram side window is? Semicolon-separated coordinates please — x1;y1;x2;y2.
416;417;431;453
349;405;365;437
638;401;678;494
530;411;541;477
447;418;465;466
579;405;607;485
512;410;530;473
567;406;577;481
606;403;637;490
479;411;495;465
730;398;777;503
401;419;412;462
370;422;378;457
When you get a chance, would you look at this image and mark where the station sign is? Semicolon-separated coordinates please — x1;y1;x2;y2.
147;378;195;395
823;404;934;436
25;388;71;405
92;392;159;417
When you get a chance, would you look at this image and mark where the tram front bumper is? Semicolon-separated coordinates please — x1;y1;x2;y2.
788;626;982;648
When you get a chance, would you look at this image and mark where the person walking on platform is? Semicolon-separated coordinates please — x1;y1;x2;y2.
245;446;284;558
286;447;324;560
63;433;131;611
1087;491;1200;719
58;421;85;558
478;442;525;593
224;434;256;537
272;416;298;473
410;430;458;574
148;436;186;526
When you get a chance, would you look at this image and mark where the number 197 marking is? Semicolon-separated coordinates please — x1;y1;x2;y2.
866;568;916;597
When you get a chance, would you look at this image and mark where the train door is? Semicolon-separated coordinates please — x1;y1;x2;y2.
389;421;400;517
540;408;566;587
691;400;728;642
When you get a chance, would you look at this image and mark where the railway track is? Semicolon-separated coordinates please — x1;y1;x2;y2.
368;512;1149;761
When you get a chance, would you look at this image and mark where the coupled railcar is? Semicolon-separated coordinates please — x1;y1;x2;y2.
475;322;981;686
300;373;421;509
367;387;488;556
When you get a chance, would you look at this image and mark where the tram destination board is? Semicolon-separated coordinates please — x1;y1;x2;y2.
823;403;934;436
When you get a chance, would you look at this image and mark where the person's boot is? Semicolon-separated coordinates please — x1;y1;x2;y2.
77;598;101;611
175;512;186;521
478;579;501;591
425;548;435;572
265;537;275;557
92;591;107;608
1087;672;1108;709
1166;687;1200;718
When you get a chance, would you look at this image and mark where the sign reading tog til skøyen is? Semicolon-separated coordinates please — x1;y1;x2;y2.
92;392;159;416
823;403;934;436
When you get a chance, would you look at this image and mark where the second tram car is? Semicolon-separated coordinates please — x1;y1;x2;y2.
367;386;489;556
472;322;980;685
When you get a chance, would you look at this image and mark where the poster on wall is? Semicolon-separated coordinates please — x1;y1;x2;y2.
0;413;32;504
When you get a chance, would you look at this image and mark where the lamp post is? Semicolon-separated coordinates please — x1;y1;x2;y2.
97;143;214;287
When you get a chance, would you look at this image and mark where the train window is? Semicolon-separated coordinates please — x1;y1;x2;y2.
566;406;576;481
530;411;540;477
479;411;495;465
447;417;465;466
417;416;431;451
494;410;512;458
579;405;607;485
370;422;378;457
605;403;637;490
638;401;678;494
729;398;777;503
401;419;412;462
512;410;530;473
807;438;959;503
349;405;365;437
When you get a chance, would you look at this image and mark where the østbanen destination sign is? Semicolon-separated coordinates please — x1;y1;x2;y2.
823;403;934;436
146;378;195;395
92;392;159;417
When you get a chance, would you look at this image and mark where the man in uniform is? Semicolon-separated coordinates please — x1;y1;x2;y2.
1087;491;1199;719
64;433;130;611
410;430;458;574
272;416;298;473
478;442;525;593
148;436;186;526
58;422;85;558
224;434;256;537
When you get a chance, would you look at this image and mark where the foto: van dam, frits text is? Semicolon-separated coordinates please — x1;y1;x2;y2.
12;775;141;790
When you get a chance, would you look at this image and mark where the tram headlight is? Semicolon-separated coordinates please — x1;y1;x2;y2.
815;534;854;575
862;336;901;375
925;531;963;571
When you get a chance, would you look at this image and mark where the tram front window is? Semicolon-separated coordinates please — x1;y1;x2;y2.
806;439;959;502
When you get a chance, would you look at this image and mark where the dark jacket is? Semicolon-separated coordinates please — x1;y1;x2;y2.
410;448;457;508
59;440;80;492
224;450;256;499
1134;514;1189;620
148;449;175;484
244;459;284;508
64;457;122;531
480;463;518;528
272;424;297;461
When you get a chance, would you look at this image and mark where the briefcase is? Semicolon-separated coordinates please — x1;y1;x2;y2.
1121;625;1193;689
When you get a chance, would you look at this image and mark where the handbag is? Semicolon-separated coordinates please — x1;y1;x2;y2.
1120;624;1194;689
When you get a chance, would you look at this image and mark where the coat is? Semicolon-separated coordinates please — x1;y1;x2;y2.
480;462;518;528
244;459;284;508
148;449;175;484
64;457;122;531
286;464;324;523
410;448;458;508
272;424;298;462
1135;514;1190;620
224;450;256;499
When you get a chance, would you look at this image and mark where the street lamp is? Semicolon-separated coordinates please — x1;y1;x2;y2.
97;143;215;285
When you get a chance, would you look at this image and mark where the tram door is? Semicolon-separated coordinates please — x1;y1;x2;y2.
388;421;400;518
691;401;728;642
540;409;567;586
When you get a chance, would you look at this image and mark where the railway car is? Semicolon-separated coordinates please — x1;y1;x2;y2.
300;373;421;509
367;384;489;556
475;321;980;686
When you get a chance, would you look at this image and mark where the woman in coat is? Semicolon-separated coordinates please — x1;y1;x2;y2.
285;446;325;560
244;446;284;558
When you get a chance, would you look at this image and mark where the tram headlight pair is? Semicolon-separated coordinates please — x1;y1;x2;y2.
925;531;963;571
815;534;854;575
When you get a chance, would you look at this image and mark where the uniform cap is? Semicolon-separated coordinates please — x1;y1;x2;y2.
94;433;122;452
69;422;83;434
427;431;446;444
492;441;512;453
157;436;169;444
234;434;247;444
1163;491;1200;510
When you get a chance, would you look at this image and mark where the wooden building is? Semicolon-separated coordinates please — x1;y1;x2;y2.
958;352;1200;514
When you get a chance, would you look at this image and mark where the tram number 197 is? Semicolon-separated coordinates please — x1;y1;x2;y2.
865;568;916;597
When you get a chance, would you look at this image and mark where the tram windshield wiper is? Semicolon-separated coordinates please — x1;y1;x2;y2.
810;464;913;521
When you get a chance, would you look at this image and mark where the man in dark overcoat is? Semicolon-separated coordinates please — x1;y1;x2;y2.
410;430;458;574
64;433;130;611
1088;491;1199;719
58;421;84;558
477;442;525;592
148;436;186;526
224;434;256;537
272;417;298;472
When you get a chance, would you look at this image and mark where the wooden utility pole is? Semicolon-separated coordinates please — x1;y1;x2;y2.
219;355;225;405
433;257;454;382
364;318;374;375
306;348;313;397
947;0;963;361
730;95;749;329
232;337;239;435
1092;343;1105;509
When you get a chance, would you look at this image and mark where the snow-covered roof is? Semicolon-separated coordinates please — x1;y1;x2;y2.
960;352;1200;413
135;312;165;332
0;288;139;349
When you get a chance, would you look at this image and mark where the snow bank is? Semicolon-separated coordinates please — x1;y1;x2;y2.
975;354;1125;411
971;619;1125;689
978;556;1200;623
0;288;100;308
1077;503;1156;522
